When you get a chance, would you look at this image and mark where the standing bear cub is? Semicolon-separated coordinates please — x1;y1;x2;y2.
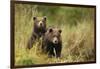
27;16;47;49
42;27;62;58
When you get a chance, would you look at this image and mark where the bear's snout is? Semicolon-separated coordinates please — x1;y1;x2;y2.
53;37;58;44
38;21;44;27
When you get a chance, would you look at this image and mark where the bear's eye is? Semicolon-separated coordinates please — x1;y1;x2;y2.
59;30;62;33
49;29;53;33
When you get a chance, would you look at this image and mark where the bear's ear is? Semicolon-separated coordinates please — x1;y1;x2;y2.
49;28;53;33
33;16;37;20
59;29;62;33
43;16;46;21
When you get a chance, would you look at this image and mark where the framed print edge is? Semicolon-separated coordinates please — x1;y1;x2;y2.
10;1;15;68
10;0;96;68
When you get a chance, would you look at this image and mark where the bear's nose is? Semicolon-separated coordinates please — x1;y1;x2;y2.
40;23;42;26
53;37;58;44
55;40;57;43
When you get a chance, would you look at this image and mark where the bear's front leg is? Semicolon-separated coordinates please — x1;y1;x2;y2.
48;46;55;58
27;33;37;49
55;45;62;58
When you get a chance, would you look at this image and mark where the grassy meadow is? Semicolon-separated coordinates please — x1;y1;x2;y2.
14;3;95;66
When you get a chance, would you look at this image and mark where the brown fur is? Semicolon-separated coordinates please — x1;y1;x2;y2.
42;26;62;58
27;16;47;49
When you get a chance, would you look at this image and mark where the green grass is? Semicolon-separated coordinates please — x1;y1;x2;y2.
14;4;95;66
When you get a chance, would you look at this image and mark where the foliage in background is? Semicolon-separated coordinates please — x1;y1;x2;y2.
15;3;95;65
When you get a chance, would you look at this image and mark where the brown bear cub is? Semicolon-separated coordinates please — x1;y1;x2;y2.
42;27;62;58
27;16;47;49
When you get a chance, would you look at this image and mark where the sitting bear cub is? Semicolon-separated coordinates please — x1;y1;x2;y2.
27;16;47;49
42;27;62;58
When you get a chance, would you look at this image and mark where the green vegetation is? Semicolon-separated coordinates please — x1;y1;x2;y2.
15;3;95;66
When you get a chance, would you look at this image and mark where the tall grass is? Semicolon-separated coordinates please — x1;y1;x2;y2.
14;4;95;65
